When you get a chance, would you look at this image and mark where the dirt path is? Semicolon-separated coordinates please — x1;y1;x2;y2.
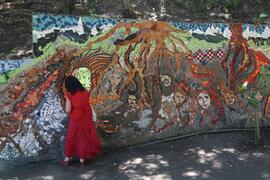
1;129;270;180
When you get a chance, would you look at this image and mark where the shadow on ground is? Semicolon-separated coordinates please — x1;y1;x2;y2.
1;129;270;180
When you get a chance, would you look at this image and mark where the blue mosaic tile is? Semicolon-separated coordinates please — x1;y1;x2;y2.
0;59;33;73
170;22;229;33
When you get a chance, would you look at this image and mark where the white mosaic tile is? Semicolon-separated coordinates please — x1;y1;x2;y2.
35;89;67;144
13;125;41;157
0;143;19;160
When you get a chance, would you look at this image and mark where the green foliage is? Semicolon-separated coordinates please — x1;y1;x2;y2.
61;0;76;14
179;0;226;13
226;0;241;9
259;13;268;18
247;96;259;108
0;74;7;84
177;0;246;14
254;109;261;145
237;82;247;93
247;91;262;145
253;12;269;24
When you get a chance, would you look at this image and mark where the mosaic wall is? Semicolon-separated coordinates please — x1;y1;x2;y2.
1;13;270;168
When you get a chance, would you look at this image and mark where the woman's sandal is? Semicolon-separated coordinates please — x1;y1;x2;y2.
60;160;70;166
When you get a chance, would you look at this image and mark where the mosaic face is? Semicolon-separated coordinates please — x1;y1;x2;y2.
225;92;235;105
174;92;186;105
162;101;174;115
197;92;211;109
160;75;172;87
128;95;137;108
255;92;263;102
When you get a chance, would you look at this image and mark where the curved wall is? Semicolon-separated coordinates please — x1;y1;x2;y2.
1;14;270;169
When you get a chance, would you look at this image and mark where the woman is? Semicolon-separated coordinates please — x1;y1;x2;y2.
61;76;101;165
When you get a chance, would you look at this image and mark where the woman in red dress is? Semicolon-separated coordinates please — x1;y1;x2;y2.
62;76;101;165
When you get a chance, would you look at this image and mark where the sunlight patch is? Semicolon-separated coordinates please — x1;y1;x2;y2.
252;152;264;157
222;148;236;153
36;176;54;180
182;170;200;177
73;67;92;90
80;170;95;179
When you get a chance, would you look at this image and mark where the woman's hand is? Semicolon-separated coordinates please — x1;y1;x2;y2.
64;93;69;100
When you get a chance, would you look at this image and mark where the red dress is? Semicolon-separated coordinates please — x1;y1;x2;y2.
65;90;101;159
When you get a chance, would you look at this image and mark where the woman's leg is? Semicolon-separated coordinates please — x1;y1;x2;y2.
60;156;71;166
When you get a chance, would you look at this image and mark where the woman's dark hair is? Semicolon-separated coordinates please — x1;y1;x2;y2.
65;76;85;95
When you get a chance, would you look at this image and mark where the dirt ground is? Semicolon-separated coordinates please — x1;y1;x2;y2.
1;128;270;180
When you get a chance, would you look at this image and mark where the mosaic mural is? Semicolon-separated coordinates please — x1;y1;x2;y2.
0;58;33;85
1;13;270;167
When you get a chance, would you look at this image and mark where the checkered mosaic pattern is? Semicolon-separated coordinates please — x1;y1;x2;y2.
193;49;225;61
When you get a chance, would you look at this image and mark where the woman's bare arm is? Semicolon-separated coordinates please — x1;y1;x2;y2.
65;95;72;113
